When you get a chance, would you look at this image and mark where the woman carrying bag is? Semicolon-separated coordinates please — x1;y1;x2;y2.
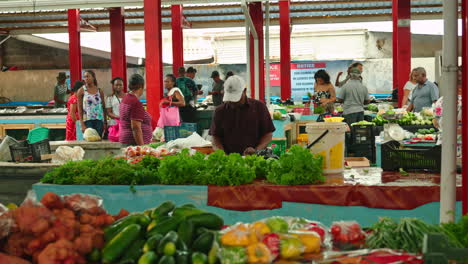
154;74;185;141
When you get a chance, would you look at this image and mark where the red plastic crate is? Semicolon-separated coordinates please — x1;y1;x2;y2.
292;107;311;115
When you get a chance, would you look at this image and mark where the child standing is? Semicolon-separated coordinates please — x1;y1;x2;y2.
66;81;84;141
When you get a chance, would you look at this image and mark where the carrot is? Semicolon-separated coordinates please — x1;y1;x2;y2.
79;214;92;225
31;218;50;235
40;192;64;210
79;224;94;234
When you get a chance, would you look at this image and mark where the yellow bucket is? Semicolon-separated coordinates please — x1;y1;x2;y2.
306;122;347;174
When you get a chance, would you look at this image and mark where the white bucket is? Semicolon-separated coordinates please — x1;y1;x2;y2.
306;122;347;174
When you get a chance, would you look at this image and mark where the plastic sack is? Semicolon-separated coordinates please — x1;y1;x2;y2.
108;119;120;142
153;127;164;141
83;128;101;142
330;221;367;250
62;193;104;214
165;132;211;150
0;136;19;161
157;106;180;128
52;146;85;164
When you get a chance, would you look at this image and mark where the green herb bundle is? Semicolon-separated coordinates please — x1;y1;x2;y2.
441;215;468;247
266;145;324;185
366;217;462;253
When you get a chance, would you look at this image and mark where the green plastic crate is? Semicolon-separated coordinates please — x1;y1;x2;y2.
423;233;468;263
269;138;286;156
27;127;49;144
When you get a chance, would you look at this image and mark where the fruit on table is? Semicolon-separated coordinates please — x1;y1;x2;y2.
293;233;321;254
221;224;251;247
273;111;283;120
250;221;271;239
266;217;289;233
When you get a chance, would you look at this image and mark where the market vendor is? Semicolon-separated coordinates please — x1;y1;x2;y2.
209;75;275;155
54;72;69;108
407;67;439;112
336;67;370;125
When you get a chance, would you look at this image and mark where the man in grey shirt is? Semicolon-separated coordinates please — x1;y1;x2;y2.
407;67;439;112
337;67;370;125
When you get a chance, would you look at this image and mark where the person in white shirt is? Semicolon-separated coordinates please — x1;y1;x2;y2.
106;77;125;126
401;68;418;106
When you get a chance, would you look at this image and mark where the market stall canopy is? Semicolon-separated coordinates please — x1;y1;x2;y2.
0;0;450;34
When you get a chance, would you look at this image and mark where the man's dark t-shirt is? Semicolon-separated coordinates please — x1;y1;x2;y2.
209;98;276;154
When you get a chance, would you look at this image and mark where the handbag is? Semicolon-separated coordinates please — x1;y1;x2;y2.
108;119;120;142
157;96;181;128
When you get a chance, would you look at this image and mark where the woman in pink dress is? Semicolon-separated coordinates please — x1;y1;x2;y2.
66;81;84;141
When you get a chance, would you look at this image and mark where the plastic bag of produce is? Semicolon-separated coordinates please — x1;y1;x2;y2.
52;146;85;164
0;203;14;240
83;128;101;142
62;193;104;214
330;221;367;251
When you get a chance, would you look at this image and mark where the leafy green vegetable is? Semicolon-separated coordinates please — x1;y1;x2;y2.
441;215;468;247
266;145;324;185
197;150;255;186
41;157;158;185
313;106;325;114
158;149;206;185
366;104;379;112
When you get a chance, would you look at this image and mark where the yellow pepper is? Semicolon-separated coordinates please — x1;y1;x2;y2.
250;222;271;239
247;243;272;264
221;224;251;247
294;234;321;254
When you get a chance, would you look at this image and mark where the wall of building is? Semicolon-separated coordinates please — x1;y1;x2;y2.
0;68;143;102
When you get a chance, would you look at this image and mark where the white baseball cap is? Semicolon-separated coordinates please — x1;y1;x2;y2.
223;75;246;102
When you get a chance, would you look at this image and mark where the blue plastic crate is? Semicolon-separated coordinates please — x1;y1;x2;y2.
164;123;198;142
179;123;197;138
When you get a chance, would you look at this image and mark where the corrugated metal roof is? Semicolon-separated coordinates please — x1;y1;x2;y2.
0;0;453;33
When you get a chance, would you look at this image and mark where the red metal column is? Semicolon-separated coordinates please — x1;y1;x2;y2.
392;0;411;107
249;2;265;101
109;7;127;92
279;0;291;100
462;0;468;215
144;0;163;128
68;9;82;86
171;5;184;75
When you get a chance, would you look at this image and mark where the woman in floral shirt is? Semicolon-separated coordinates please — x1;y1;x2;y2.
77;70;107;137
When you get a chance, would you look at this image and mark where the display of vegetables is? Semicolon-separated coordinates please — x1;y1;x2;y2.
366;217;462;253
266;145;324;185
41;147;325;187
219;217;325;263
313;106;325;114
329;221;366;250
366;104;379;112
100;201;224;264
0;192;126;264
350;120;374;126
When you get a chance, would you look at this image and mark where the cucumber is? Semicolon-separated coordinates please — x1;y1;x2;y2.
176;238;188;252
157;231;178;255
172;207;205;220
186;213;224;231
192;232;214;255
158;255;175;264
104;214;150;242
119;239;146;263
151;201;176;219
181;203;196;208
147;217;182;237
195;227;210;237
138;251;159;264
191;252;208;264
102;224;142;264
177;220;194;247
143;234;164;253
175;251;190;264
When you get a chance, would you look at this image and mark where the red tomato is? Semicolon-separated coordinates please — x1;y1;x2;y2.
331;225;341;236
348;232;361;242
308;226;325;242
337;233;348;242
349;223;361;232
127;150;137;157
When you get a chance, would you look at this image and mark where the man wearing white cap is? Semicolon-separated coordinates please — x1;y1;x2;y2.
209;75;275;155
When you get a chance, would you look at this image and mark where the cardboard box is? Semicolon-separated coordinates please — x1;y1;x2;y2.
345;157;370;168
